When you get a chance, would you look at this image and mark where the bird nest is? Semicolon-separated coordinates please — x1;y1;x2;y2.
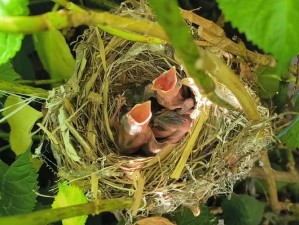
40;2;273;221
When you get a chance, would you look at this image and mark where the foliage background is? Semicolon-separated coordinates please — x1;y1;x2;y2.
0;0;299;225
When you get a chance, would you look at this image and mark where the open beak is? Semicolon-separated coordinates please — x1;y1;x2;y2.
153;66;177;91
117;101;152;154
152;66;183;110
123;100;152;135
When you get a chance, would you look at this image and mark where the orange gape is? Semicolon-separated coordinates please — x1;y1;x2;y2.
116;101;153;154
152;66;194;114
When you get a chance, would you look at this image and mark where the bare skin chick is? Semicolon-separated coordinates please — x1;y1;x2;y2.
152;66;194;114
114;101;153;154
152;110;192;144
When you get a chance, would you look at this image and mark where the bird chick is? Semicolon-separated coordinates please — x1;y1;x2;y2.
123;81;155;109
141;132;168;156
152;66;195;114
116;101;153;154
152;110;192;144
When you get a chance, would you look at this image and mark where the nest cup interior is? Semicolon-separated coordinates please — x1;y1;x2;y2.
42;5;273;217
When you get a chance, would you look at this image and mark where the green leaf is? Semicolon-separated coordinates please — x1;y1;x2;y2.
0;62;21;97
33;30;75;80
0;62;21;81
2;95;43;155
277;115;299;149
0;0;29;65
0;150;38;216
52;183;88;225
12;35;36;80
217;0;299;71
164;205;217;225
221;194;265;225
256;66;280;98
274;81;290;113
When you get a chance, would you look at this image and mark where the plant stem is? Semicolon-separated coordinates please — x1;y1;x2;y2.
0;132;10;139
0;198;133;225
286;148;296;173
199;50;260;120
15;79;65;85
0;80;48;99
249;167;299;184
261;152;280;214
279;202;299;213
0;145;10;153
55;0;167;44
180;9;276;67
0;10;168;41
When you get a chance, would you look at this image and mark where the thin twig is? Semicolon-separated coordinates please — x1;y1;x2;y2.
0;145;10;152
279;202;299;213
249;167;299;184
261;152;280;214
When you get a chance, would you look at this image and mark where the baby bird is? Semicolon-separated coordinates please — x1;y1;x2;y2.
152;66;194;114
116;101;153;154
152;110;192;144
141;133;168;156
123;81;155;109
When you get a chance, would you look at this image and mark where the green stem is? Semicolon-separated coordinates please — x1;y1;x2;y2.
286;148;296;173
0;132;10;139
53;0;166;44
148;1;216;96
0;80;48;99
52;3;60;12
0;10;167;41
15;79;65;85
0;132;42;140
0;198;133;225
0;145;10;153
148;0;260;120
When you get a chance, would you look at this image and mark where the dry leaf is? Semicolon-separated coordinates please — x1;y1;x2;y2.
135;216;175;225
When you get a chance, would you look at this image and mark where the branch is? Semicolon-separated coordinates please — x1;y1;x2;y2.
279;202;299;213
260;152;280;214
0;198;133;225
249;167;299;184
0;80;48;98
53;0;167;44
180;9;276;67
0;9;168;41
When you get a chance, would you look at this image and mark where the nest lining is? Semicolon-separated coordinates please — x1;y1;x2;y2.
40;2;273;220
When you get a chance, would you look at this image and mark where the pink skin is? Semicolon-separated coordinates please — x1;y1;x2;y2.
152;111;192;144
152;66;194;113
116;101;153;154
142;132;168;155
